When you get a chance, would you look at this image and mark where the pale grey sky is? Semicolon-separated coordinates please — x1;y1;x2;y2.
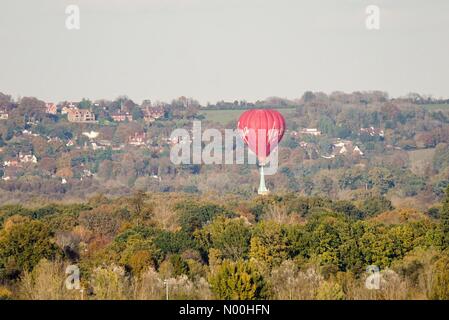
0;0;448;104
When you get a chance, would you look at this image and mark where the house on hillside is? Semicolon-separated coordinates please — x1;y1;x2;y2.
61;102;78;114
22;130;39;137
97;140;112;147
45;103;58;115
67;108;96;123
112;144;125;151
353;146;364;155
82;131;99;139
0;110;8;120
331;140;364;157
360;127;384;138
120;100;137;113
47;137;62;143
90;139;112;151
91;142;106;151
128;132;147;146
61;106;74;114
299;128;321;136
19;152;38;164
144;107;164;123
111;111;133;122
3;158;20;167
290;130;299;137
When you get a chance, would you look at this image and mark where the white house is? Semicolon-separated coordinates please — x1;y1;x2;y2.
299;128;321;136
82;131;99;139
19;153;38;164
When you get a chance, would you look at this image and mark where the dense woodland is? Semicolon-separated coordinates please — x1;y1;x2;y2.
0;189;449;300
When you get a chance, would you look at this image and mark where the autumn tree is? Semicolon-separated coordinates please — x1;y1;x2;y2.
19;259;78;300
249;221;290;268
176;201;235;234
357;195;393;218
196;217;251;261
91;265;128;300
0;221;59;279
78;205;121;237
208;260;268;300
15;97;46;121
127;191;153;224
118;235;160;275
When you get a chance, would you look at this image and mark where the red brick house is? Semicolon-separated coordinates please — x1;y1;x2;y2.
46;103;58;115
144;107;164;123
128;132;147;146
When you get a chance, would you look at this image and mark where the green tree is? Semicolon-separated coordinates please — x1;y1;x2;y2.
118;235;160;275
316;282;345;300
197;217;251;260
331;200;364;219
169;254;190;277
249;221;290;268
153;230;197;255
131;107;144;120
91;265;128;300
78;98;92;109
358;195;393;218
306;214;345;268
209;260;268;300
176;201;234;234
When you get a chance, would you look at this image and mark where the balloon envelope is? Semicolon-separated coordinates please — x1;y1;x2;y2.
237;109;286;162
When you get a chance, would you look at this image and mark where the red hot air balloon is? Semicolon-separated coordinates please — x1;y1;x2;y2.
237;109;286;195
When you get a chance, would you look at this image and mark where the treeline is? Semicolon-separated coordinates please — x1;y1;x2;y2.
1;190;449;300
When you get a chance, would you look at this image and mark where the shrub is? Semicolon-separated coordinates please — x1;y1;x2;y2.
0;220;59;278
208;260;268;300
197;217;251;260
176;201;235;233
0;286;12;300
430;254;449;300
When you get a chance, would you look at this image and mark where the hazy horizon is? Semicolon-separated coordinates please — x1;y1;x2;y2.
1;0;448;104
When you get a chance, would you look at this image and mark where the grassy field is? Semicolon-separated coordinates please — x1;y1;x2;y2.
200;107;297;125
419;103;449;111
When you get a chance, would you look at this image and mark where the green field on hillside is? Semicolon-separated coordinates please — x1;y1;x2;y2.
420;104;449;111
200;107;297;124
408;148;435;176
